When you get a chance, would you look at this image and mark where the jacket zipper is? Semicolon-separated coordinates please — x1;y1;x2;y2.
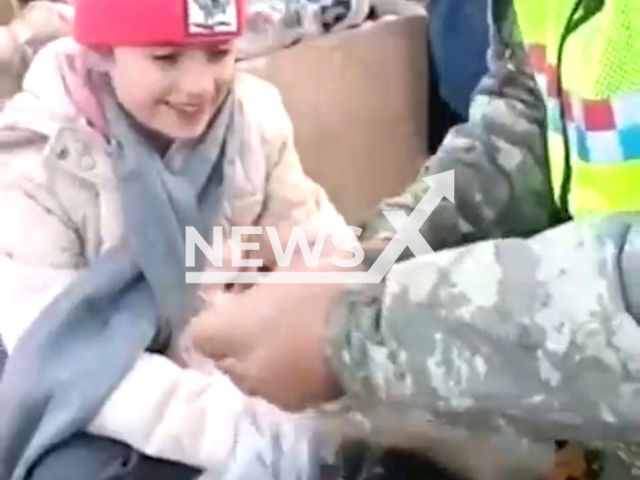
555;0;605;220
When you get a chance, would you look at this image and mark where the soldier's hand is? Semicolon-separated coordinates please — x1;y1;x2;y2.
188;256;357;411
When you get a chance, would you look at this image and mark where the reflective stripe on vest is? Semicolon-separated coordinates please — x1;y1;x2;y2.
512;0;640;217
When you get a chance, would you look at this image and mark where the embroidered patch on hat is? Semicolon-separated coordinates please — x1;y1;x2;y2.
186;0;239;34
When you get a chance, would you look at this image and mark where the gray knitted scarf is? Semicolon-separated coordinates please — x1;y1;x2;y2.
0;88;235;480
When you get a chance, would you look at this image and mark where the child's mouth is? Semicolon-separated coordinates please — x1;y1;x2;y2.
165;101;206;117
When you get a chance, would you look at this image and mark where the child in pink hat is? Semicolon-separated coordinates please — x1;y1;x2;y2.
0;0;353;479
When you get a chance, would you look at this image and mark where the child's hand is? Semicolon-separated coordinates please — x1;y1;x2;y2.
244;220;360;274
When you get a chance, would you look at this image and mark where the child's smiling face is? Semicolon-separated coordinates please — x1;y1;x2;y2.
107;43;235;140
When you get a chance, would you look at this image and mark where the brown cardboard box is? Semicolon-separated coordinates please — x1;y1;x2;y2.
238;14;428;227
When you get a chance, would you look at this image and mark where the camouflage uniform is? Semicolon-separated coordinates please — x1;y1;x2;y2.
324;0;640;478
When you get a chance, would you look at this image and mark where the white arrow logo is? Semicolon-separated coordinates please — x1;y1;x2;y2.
365;169;454;283
186;170;455;284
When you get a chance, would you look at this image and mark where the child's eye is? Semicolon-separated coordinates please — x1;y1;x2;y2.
205;48;231;63
152;53;181;65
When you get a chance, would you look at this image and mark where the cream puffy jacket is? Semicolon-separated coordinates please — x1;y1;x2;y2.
0;38;349;474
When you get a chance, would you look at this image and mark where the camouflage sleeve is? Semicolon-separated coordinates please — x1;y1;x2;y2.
361;1;558;249
327;213;640;446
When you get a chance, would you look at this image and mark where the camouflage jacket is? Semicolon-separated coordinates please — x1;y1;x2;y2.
324;0;640;478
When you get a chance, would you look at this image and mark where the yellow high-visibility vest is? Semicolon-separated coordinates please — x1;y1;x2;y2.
513;0;640;217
